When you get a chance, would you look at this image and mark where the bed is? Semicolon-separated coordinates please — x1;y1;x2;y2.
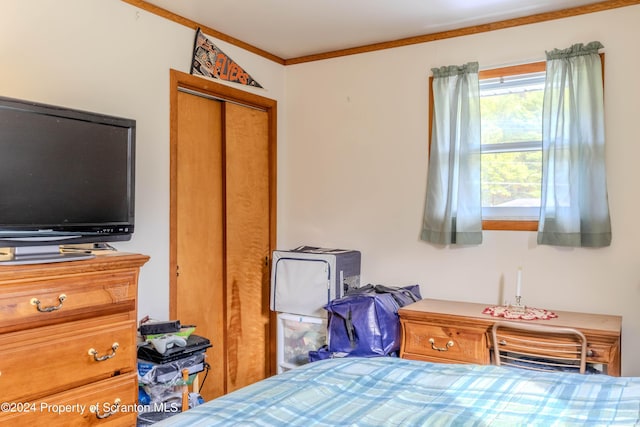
153;356;640;426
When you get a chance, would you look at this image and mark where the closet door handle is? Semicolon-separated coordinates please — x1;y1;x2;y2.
31;294;66;312
89;343;119;361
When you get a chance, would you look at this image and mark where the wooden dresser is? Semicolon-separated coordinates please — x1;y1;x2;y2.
399;298;622;376
0;252;149;426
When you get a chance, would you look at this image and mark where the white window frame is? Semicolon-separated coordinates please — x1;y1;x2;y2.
480;140;542;221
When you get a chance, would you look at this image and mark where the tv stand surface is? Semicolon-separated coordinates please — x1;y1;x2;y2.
0;245;95;265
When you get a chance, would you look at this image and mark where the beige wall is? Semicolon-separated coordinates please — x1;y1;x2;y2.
0;0;286;320
283;6;640;375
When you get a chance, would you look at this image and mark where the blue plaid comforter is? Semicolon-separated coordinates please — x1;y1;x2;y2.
154;357;640;426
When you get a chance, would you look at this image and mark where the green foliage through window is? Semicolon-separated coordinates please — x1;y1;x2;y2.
480;73;543;213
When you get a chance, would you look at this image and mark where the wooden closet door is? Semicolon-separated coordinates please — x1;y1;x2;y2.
175;91;225;400
223;102;271;392
171;70;277;401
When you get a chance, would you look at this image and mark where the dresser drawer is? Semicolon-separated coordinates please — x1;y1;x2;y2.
0;372;138;426
0;272;137;333
402;322;489;364
0;316;136;402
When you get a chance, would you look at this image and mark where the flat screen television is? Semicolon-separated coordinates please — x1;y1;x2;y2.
0;95;135;265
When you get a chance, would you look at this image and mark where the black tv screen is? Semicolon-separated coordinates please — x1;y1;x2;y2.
0;96;135;254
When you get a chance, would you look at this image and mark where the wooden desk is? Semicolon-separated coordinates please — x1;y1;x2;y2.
399;298;622;376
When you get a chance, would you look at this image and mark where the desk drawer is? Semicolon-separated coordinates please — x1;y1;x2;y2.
0;272;137;333
0;316;136;402
0;372;138;426
490;330;615;365
587;342;614;365
402;322;489;364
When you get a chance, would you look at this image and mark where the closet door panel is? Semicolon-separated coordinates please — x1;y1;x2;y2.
175;91;225;399
224;102;271;392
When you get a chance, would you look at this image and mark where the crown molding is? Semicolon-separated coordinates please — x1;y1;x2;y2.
122;0;640;66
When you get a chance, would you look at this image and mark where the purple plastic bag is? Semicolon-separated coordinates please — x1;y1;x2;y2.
324;284;421;357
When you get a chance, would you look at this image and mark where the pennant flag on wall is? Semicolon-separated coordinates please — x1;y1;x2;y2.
191;28;263;88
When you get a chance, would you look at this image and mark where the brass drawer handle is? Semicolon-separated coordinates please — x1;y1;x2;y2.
429;338;454;352
95;398;121;419
89;343;119;361
31;294;66;312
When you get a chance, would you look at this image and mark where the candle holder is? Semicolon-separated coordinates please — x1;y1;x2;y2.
509;296;526;314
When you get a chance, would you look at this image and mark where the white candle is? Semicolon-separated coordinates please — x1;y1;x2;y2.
516;267;522;297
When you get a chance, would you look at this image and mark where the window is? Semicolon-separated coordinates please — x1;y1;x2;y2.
479;62;546;231
427;56;603;232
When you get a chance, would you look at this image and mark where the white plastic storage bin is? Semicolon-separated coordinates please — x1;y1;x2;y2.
277;313;327;373
271;246;361;318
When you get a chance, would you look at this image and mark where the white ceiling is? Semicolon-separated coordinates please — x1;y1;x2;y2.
144;0;603;59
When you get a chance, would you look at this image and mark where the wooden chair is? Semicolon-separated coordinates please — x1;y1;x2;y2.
491;321;588;374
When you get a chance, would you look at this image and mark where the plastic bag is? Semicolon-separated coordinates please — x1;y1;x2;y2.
324;284;421;357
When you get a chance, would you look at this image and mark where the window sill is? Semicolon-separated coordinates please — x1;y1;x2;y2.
482;220;538;231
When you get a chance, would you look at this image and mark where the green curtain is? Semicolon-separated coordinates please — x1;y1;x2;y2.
421;62;482;245
538;42;612;247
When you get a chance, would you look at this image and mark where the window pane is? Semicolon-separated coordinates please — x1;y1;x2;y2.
480;73;544;146
480;70;544;220
481;150;541;208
